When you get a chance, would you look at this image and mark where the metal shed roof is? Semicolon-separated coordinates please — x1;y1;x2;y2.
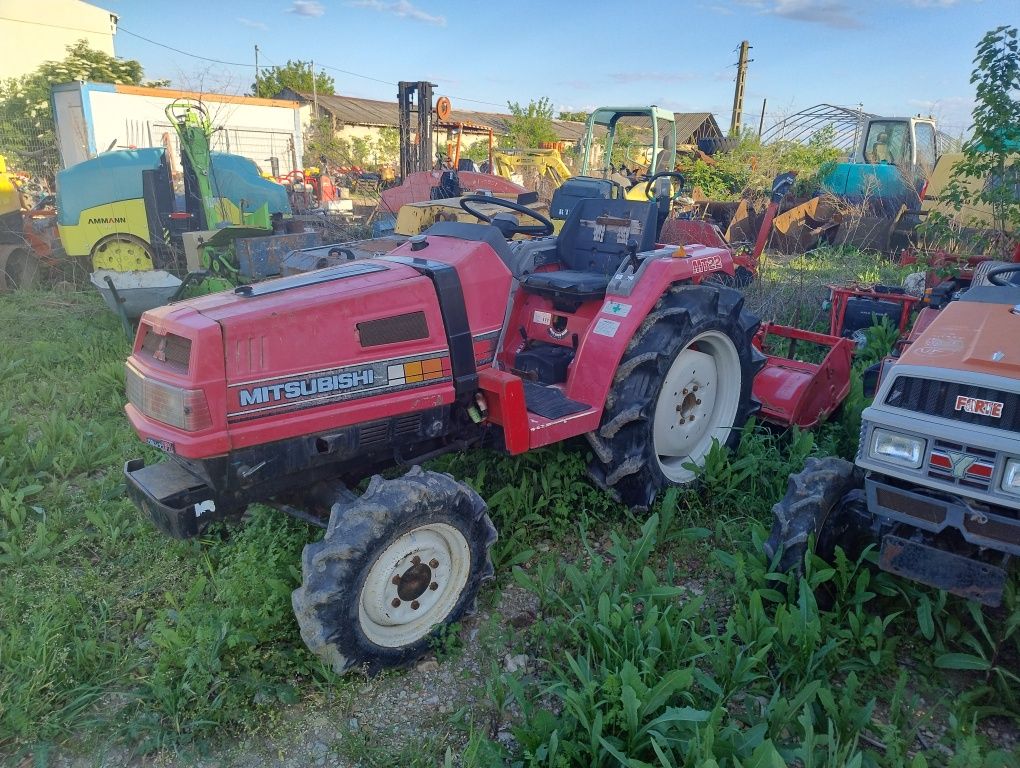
673;112;723;144
282;91;717;146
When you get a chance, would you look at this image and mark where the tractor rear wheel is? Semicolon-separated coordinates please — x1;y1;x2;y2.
292;467;497;674
588;284;764;510
764;456;867;572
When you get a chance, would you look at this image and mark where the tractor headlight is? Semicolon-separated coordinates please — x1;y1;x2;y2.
870;428;925;468
1000;458;1020;496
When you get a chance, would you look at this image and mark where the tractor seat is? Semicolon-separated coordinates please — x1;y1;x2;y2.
519;197;659;309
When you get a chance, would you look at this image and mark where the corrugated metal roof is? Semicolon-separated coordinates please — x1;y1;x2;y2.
288;91;598;142
673;113;722;144
286;91;717;145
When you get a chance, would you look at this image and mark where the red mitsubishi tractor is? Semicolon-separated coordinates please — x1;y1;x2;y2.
123;194;837;672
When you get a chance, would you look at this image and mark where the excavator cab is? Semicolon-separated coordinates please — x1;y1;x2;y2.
549;107;681;229
579;107;677;191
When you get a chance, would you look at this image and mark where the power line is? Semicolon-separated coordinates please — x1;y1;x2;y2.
0;15;111;35
119;25;506;109
119;26;252;67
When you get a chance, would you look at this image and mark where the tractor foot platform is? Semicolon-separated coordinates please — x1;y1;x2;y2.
124;458;231;539
523;381;589;419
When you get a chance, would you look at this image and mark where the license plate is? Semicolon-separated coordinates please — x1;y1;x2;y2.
146;437;176;454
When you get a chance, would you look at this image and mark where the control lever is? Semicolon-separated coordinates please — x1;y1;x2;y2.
623;239;642;273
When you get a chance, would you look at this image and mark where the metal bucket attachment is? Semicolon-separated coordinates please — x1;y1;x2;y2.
752;323;854;429
91;269;183;320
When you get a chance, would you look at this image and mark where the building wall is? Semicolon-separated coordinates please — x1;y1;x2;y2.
0;1;117;79
53;83;305;175
321;121;517;168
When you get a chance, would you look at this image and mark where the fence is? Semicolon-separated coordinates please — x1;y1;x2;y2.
0;112;60;190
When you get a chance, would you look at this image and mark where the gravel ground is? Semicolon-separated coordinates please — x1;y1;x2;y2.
49;584;540;768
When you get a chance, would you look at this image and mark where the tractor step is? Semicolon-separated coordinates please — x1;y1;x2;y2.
523;381;589;419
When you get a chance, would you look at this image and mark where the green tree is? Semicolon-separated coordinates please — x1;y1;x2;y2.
254;60;335;98
940;25;1020;254
0;40;144;176
558;110;589;123
374;127;399;165
303;116;347;167
505;97;557;148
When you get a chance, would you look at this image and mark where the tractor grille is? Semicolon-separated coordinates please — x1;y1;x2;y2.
884;376;1020;432
139;329;192;373
357;414;425;450
357;311;429;347
358;421;390;449
927;440;997;492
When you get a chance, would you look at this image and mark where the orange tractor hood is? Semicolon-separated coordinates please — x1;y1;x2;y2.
898;297;1020;377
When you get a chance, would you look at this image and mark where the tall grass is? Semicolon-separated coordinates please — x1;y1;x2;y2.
2;259;1016;766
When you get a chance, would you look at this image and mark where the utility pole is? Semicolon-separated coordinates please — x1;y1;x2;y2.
758;98;767;137
730;40;751;136
254;45;260;95
311;60;318;116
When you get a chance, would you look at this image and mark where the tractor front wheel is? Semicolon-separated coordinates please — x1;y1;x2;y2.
292;467;497;674
764;456;868;572
588;284;764;510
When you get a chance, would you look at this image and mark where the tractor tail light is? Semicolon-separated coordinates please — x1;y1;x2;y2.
126;364;212;431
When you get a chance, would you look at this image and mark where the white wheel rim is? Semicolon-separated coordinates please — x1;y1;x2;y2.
358;523;471;648
653;330;742;483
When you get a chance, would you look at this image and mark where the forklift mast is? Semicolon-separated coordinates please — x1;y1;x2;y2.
397;81;436;182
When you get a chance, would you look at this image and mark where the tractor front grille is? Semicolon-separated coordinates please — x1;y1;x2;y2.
140;329;192;373
884;376;1020;432
927;440;997;493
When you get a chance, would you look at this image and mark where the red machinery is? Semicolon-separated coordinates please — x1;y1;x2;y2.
120;193;906;673
659;171;798;285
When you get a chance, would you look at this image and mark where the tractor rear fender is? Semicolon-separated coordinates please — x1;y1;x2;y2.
563;244;735;412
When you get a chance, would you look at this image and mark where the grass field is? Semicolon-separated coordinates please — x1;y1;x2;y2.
1;249;1018;766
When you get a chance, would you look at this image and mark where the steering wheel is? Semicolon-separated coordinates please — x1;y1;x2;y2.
644;171;686;202
459;195;554;237
986;264;1020;286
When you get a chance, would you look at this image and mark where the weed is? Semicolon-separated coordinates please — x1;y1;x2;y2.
430;622;464;663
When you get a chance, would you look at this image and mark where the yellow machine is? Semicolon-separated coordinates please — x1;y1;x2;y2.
392;195;549;237
921;151;1018;229
0;155;19;217
0;155;38;290
492;148;573;191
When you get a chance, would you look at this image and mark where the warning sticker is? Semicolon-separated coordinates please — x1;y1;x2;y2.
602;300;632;317
533;310;552;325
593;318;620;337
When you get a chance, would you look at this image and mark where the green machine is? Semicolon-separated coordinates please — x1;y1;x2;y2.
57;99;312;320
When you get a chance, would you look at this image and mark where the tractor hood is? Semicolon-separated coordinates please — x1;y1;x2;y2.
183;258;424;325
132;257;455;454
897;290;1020;378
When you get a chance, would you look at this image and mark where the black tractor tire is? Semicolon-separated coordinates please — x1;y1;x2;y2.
587;283;765;510
3;248;42;290
764;456;867;572
292;467;497;674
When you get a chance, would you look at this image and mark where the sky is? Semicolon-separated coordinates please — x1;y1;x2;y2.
107;0;1017;138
